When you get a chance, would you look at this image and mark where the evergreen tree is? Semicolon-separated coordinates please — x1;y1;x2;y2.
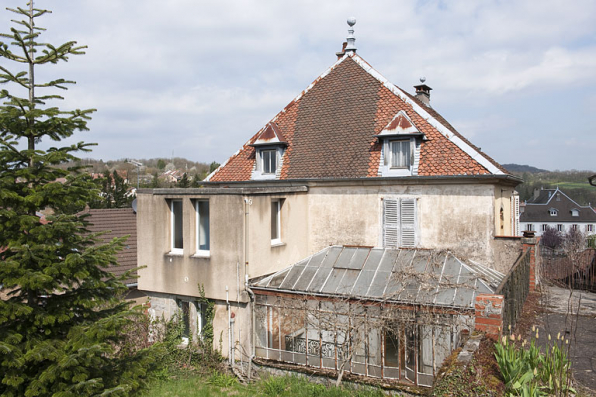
0;3;156;395
209;161;220;174
178;172;189;188
150;171;160;188
89;170;133;209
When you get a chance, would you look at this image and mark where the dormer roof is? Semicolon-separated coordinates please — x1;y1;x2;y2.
250;122;287;147
375;110;423;138
206;53;511;183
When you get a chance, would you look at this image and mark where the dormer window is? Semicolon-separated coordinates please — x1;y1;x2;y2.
261;149;277;174
571;209;579;217
390;140;411;169
376;110;425;177
549;208;558;216
250;122;287;180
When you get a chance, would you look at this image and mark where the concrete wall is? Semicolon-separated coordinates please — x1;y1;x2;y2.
145;291;251;357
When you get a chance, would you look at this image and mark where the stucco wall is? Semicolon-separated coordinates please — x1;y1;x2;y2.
520;221;596;237
137;193;245;302
491;237;523;274
307;183;499;267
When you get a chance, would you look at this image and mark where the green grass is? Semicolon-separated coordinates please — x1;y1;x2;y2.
553;182;592;189
143;372;389;397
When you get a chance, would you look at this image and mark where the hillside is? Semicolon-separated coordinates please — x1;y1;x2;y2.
502;163;548;173
505;164;596;206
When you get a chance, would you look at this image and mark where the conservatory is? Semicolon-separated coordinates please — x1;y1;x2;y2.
250;246;504;387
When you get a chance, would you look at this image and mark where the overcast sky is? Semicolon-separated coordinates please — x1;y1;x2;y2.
7;0;596;171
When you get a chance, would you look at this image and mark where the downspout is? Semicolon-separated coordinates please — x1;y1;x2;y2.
226;285;231;366
243;197;255;375
245;274;256;381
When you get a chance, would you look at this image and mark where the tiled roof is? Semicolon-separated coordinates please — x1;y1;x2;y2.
208;53;509;182
83;208;138;286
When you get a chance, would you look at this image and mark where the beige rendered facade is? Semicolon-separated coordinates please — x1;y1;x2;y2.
137;176;520;359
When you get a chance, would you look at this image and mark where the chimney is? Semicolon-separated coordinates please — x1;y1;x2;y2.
533;188;540;200
414;77;432;107
344;17;357;55
336;42;347;60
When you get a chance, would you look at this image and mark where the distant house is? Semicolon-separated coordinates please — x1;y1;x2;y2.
83;207;145;303
161;170;182;183
520;187;596;236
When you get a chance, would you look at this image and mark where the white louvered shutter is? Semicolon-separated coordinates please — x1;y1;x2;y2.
383;199;399;248
400;198;417;247
511;194;520;236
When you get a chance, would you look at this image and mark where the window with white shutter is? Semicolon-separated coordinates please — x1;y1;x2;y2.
383;198;417;248
400;199;416;247
383;199;399;248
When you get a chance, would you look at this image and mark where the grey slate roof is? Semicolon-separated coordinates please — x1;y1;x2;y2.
521;188;596;223
251;246;504;310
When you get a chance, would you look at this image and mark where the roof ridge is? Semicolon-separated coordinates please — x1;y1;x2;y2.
204;55;352;182
349;54;504;176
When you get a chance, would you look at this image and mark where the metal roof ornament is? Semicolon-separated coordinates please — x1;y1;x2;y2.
345;17;357;54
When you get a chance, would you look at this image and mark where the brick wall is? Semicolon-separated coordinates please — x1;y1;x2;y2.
474;294;504;340
522;236;539;291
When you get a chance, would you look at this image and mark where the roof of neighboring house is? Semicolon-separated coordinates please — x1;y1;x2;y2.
83;208;138;286
207;53;510;183
520;187;596;223
250;246;504;310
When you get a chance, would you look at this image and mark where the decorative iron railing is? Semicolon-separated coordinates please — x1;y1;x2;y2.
284;336;345;359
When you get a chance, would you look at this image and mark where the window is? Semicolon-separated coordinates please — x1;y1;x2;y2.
557;224;563;232
549;209;557;216
176;300;206;344
526;224;534;232
389;140;411;169
271;199;282;245
588;224;594;232
195;200;210;255
170;200;183;253
383;198;417;248
178;300;191;344
572;224;578;231
571;209;579;217
262;149;277;175
541;224;548;232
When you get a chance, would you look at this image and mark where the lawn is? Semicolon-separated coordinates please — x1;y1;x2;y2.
143;371;388;397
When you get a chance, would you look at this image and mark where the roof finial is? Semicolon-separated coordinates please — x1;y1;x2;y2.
345;17;357;55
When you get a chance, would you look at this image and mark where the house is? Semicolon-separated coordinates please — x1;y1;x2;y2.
136;19;521;387
519;187;596;236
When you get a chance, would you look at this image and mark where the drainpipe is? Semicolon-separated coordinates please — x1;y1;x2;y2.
226;285;231;366
245;274;256;380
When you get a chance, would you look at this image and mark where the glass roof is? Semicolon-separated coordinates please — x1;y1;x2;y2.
251;246;505;309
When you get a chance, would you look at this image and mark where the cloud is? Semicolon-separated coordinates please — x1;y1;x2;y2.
9;0;596;170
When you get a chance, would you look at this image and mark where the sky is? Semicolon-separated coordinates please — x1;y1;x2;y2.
5;0;596;171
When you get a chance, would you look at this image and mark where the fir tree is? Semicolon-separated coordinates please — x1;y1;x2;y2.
90;170;133;209
0;3;156;395
178;172;189;188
